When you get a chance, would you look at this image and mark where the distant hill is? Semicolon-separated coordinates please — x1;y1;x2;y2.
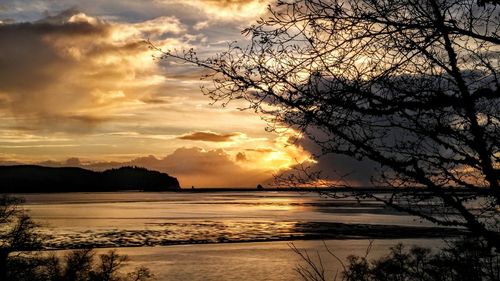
0;165;180;192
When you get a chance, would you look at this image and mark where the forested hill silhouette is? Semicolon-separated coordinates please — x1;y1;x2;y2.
0;165;180;192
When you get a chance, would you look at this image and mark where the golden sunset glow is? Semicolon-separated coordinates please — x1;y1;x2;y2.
168;0;269;22
2;2;498;280
0;0;319;187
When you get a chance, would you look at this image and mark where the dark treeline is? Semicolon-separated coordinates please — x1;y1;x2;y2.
0;165;180;192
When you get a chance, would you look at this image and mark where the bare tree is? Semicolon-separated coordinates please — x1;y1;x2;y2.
0;196;41;279
0;196;155;281
293;239;500;281
157;0;500;249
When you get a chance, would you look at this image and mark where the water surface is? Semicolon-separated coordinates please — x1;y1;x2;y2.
18;191;448;280
19;191;440;248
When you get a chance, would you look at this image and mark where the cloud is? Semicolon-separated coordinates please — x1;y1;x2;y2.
65;157;82;166
245;148;275;153
0;132;315;187
291;132;379;187
235;152;247;161
0;9;188;133
125;147;282;187
0;128;319;187
164;0;269;22
146;148;274;187
178;131;243;142
0;3;321;186
11;147;274;187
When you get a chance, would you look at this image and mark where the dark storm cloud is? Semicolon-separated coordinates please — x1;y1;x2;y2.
292;132;379;187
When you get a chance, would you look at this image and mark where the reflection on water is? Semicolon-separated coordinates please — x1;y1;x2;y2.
18;191;441;248
76;239;444;281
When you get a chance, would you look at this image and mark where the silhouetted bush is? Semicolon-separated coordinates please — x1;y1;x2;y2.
1;196;154;281
6;249;154;281
0;196;42;279
295;238;500;281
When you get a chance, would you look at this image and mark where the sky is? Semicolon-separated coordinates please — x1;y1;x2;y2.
0;0;375;187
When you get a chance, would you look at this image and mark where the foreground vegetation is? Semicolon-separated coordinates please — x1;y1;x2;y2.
7;249;153;281
294;238;500;281
0;196;154;281
2;193;498;281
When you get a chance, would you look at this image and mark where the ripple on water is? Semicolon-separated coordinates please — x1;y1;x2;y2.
39;220;464;249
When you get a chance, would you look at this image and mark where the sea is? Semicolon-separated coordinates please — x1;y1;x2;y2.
16;191;445;281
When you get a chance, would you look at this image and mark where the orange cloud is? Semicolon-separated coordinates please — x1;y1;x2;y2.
245;148;275;153
166;0;269;22
0;9;189;132
178;131;243;142
32;147;274;187
0;6;320;186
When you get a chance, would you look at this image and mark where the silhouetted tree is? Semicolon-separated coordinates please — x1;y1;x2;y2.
0;196;41;279
0;165;180;192
292;238;500;281
0;197;154;281
6;248;154;281
158;0;500;249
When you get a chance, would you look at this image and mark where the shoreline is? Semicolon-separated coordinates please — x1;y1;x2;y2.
36;237;447;253
6;187;493;195
40;222;466;250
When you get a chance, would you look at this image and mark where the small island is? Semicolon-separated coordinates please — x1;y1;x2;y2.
0;165;180;192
